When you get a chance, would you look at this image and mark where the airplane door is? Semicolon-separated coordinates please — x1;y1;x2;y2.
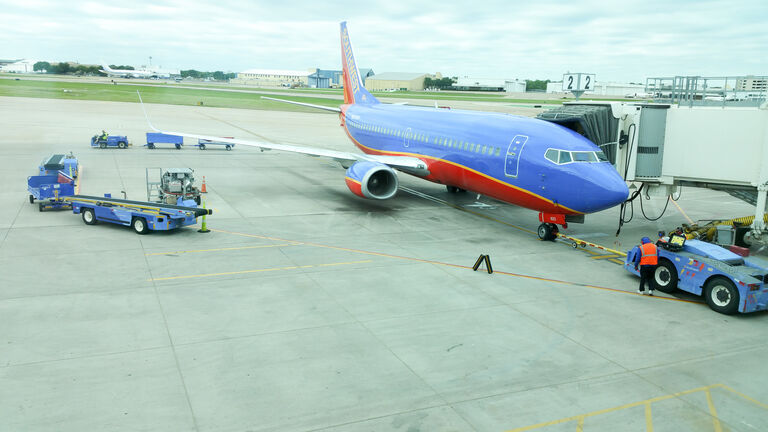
404;127;412;148
504;135;528;177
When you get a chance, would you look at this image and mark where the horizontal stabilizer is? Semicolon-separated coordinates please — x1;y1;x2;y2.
262;97;341;113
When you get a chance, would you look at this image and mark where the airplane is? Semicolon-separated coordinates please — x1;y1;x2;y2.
101;64;166;78
142;22;629;240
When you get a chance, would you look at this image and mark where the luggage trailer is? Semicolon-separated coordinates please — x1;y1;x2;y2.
65;194;212;234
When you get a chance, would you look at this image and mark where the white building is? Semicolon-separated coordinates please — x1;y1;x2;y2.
547;81;646;97
0;59;37;73
232;69;313;87
452;77;526;92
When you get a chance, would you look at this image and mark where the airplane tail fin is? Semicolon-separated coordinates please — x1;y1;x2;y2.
340;22;378;105
101;63;113;72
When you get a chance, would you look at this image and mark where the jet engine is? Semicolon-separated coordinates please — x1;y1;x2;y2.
344;161;398;200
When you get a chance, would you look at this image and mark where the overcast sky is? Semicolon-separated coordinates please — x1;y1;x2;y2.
1;0;766;82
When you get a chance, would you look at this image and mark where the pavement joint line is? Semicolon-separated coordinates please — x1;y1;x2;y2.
506;383;735;432
211;228;705;305
144;243;297;256
147;259;373;281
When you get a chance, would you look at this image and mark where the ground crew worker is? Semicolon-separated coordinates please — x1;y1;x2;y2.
99;130;108;142
635;236;658;295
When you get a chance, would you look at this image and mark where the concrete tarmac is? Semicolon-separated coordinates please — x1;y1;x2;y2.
0;96;766;432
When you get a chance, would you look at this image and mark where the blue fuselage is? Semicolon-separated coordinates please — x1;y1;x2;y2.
341;103;629;215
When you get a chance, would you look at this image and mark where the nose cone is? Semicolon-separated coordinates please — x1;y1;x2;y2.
582;170;629;213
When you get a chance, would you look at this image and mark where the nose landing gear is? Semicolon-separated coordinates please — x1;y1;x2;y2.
538;212;568;241
537;223;559;241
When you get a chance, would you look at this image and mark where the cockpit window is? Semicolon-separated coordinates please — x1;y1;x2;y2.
545;149;558;163
545;148;608;164
573;151;597;162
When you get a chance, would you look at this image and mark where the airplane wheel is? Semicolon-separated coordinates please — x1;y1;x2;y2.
446;186;459;193
537;223;556;241
82;208;97;225
132;217;149;235
704;277;739;315
651;259;678;293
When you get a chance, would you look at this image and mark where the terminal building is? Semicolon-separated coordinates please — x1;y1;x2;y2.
233;67;374;88
452;77;526;92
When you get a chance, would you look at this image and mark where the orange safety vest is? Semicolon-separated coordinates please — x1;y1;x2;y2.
639;242;658;266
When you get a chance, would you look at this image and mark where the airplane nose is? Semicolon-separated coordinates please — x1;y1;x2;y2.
588;175;629;212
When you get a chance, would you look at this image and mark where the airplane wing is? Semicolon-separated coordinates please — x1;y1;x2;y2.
138;92;430;176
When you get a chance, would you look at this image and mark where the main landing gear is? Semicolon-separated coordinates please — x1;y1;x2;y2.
537;212;567;241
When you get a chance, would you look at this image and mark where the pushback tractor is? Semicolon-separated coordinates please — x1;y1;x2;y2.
624;236;768;314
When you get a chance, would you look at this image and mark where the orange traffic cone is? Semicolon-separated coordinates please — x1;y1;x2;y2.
201;176;207;193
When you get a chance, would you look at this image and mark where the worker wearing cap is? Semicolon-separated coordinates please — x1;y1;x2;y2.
635;236;658;295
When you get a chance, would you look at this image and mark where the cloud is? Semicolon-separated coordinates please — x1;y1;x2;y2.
0;0;765;81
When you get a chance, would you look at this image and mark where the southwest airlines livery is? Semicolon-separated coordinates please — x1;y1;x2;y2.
146;22;629;240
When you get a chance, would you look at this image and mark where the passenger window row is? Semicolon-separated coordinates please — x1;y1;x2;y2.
347;120;503;157
544;148;609;164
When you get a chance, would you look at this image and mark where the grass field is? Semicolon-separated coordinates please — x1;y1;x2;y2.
1;77;638;111
0;79;343;113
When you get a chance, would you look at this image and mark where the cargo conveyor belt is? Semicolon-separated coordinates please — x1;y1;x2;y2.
64;195;212;217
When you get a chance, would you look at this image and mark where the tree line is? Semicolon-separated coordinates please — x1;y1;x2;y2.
180;70;236;80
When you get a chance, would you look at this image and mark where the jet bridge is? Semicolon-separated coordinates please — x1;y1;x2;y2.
537;83;768;245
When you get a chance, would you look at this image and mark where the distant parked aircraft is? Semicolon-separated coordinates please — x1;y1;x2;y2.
100;64;169;79
143;22;629;240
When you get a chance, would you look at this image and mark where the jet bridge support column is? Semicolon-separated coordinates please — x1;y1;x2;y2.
751;183;768;241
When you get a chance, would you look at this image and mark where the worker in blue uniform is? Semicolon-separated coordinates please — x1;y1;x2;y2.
635;236;658;296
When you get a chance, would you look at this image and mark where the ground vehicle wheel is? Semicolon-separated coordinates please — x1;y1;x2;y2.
147;143;155;149
99;142;106;149
199;143;206;150
29;194;34;204
651;259;678;293
118;141;126;149
537;223;557;241
175;144;181;150
704;276;739;314
194;196;201;205
225;145;232;151
132;217;149;234
82;208;97;225
38;202;43;212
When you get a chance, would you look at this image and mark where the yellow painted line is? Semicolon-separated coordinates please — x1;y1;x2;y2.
719;384;768;409
145;243;297;256
610;259;625;265
645;402;653;432
211;228;704;306
506;385;722;432
705;389;723;432
576;416;584;431
671;198;695;225
147;259;372;282
590;254;622;260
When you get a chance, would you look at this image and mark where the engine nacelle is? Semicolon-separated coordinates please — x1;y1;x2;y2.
344;161;398;200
